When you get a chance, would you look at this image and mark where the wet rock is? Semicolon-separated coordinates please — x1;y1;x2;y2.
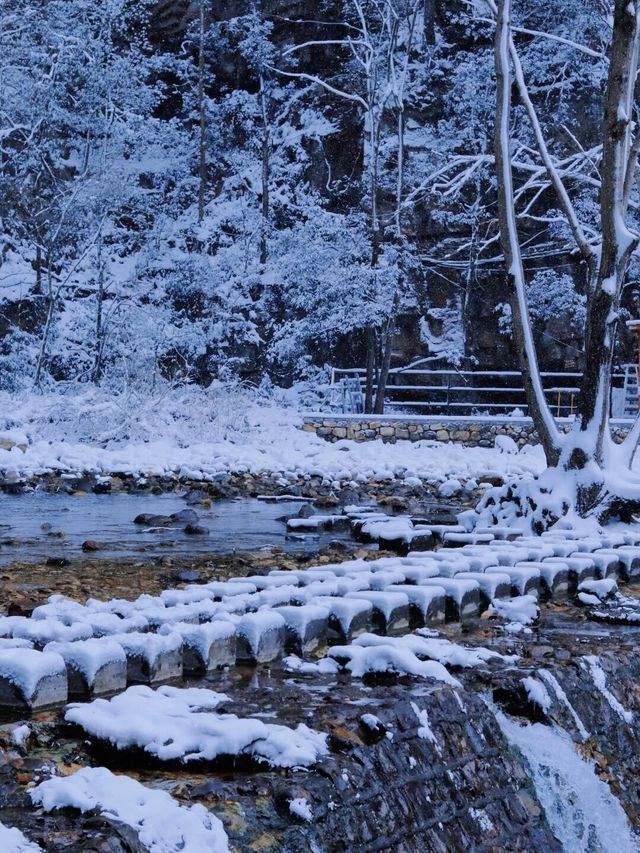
184;524;208;535
46;558;70;568
82;540;109;553
358;713;387;744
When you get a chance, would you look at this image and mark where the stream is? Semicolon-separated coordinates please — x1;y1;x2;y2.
0;493;356;564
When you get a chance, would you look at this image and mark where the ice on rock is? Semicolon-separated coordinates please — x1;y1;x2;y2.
521;676;552;713
31;766;230;853
0;649;67;711
229;575;297;591
65;685;328;768
44;639;127;697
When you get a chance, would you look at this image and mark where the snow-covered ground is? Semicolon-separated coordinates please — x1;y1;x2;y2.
0;388;546;486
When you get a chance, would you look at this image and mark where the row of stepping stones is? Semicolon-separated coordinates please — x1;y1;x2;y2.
0;523;638;713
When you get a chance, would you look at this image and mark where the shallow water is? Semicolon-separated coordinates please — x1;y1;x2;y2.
0;492;354;564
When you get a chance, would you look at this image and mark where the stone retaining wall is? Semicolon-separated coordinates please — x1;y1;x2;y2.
302;415;632;447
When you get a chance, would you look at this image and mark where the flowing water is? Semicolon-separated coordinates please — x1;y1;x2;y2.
0;492;354;564
496;711;638;852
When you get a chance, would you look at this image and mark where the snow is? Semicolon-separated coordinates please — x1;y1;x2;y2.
410;701;438;745
289;797;313;822
0;400;547;488
521;676;552;712
488;594;539;625
236;611;286;654
65;685;328;768
0;822;41;852
0;649;66;698
12;724;30;748
31;767;229;853
583;656;633;723
43;639;126;681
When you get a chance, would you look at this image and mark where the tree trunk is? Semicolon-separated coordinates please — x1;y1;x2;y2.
494;0;560;466
259;72;269;266
364;327;376;414
374;320;394;414
576;0;640;464
197;1;206;224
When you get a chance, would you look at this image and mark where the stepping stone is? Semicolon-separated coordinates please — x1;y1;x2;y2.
310;596;372;643
114;632;183;685
574;550;619;579
143;606;201;632
527;539;578;558
443;532;495;548
86;613;149;638
161;621;236;674
400;565;442;584
592;548;640;581
455;572;511;609
367;570;407;590
543;555;596;589
387;585;446;627
0;649;67;712
420;524;465;543
614;547;640;581
282;570;337;586
273;605;330;655
474;526;521;541
228;575;297;591
344;591;411;636
413;578;481;622
11;619;93;648
486;566;540;597
235;611;286;664
515;561;570;600
258;585;300;608
458;548;501;571
44;639;126;698
201;581;257;599
160;587;216;607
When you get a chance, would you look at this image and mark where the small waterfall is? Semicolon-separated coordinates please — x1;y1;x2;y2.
496;711;638;853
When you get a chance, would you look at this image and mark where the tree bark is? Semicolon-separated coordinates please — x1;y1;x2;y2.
364;327;376;413
259;72;269;266
493;0;561;466
577;0;640;464
197;1;206;224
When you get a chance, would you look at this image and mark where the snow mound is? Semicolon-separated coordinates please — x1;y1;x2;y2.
31;766;229;853
65;685;328;768
0;822;41;852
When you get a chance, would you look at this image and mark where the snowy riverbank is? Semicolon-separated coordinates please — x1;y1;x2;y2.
0;389;547;488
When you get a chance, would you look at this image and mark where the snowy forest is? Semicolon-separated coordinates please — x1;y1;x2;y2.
4;3;640;851
1;0;633;396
